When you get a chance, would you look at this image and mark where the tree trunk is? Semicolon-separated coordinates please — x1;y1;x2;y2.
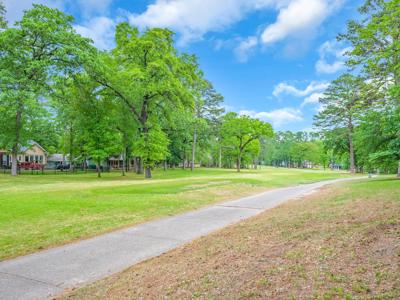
397;160;400;178
348;122;356;174
96;158;101;178
218;145;222;168
133;157;138;173
11;107;22;176
11;150;18;176
191;129;197;171
136;157;143;174
163;160;167;171
145;167;152;179
69;126;74;171
237;152;241;172
121;151;126;176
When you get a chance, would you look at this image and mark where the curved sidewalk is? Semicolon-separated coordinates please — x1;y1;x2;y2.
0;177;362;300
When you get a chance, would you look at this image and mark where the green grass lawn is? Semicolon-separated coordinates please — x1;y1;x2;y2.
0;167;355;260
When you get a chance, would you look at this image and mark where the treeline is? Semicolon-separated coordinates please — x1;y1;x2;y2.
0;4;273;178
314;0;400;177
261;132;326;169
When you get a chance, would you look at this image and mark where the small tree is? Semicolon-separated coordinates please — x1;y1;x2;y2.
221;112;273;172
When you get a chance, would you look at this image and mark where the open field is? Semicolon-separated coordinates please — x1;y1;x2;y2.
62;178;400;300
0;167;354;260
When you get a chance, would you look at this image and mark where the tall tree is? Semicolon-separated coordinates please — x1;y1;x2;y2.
90;23;198;178
74;76;119;177
340;0;400;176
191;80;224;171
221;112;273;172
0;5;92;176
340;0;400;87
314;74;367;173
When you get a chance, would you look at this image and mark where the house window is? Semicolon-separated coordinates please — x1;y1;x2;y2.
18;156;21;161
30;155;34;162
25;156;29;162
39;155;43;162
35;155;38;162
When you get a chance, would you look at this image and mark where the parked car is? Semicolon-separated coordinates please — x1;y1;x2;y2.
56;163;70;170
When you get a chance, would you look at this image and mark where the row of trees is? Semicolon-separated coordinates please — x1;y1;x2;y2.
0;4;273;178
314;0;400;177
261;132;328;169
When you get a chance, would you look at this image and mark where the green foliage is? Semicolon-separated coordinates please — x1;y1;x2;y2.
0;1;6;28
261;131;328;169
314;74;369;173
87;23;202;177
221;112;273;171
134;124;170;170
0;4;93;175
317;0;400;175
74;77;120;176
340;0;400;85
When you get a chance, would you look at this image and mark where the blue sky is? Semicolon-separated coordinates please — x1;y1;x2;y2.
4;0;363;131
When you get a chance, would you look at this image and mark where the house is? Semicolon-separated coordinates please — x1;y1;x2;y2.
47;153;69;169
0;141;48;168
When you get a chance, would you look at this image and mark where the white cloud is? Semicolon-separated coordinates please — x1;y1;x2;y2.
234;36;258;63
130;0;341;45
273;81;329;98
301;92;324;107
261;0;342;46
129;0;248;44
74;17;116;50
239;107;303;127
315;40;351;74
129;0;343;47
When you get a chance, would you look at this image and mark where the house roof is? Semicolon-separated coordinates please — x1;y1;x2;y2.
48;154;69;162
20;140;47;154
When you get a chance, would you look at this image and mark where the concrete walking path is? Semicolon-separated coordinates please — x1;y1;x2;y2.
0;177;362;300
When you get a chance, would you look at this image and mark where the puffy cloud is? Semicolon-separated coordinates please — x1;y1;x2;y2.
261;0;330;45
234;36;258;63
128;0;251;44
315;40;351;74
239;107;303;127
74;17;116;49
301;92;324;107
273;81;329;98
128;0;342;46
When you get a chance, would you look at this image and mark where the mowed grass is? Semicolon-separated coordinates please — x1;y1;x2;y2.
62;178;400;300
0;167;353;260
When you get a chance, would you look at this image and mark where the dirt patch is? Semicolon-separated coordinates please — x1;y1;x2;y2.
61;181;400;300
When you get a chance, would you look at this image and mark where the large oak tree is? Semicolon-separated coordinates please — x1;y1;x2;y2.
0;5;93;175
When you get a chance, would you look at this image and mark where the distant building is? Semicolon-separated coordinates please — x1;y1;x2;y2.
0;141;47;168
47;153;69;169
